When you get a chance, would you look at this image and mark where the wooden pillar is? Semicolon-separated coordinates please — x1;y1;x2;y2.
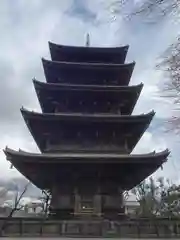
74;188;81;215
119;188;124;208
53;101;59;113
93;194;101;216
93;185;101;216
125;137;129;153
50;184;73;219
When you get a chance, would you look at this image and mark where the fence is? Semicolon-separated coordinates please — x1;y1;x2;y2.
0;217;180;237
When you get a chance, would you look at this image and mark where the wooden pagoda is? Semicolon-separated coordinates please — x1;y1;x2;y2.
4;40;170;219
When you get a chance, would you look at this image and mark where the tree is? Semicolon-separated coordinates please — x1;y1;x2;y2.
111;0;180;21
110;0;180;131
157;40;180;130
131;177;160;217
0;182;30;236
41;190;51;218
159;180;180;217
132;177;180;218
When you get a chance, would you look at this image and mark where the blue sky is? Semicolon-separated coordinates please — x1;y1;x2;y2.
0;0;179;182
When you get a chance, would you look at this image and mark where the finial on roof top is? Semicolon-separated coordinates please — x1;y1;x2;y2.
86;33;90;47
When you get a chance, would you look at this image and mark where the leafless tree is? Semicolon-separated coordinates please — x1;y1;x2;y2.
132;1;180;131
0;182;30;236
110;0;180;22
131;178;159;217
132;177;180;218
123;190;129;201
157;39;180;130
41;190;51;218
110;1;180;131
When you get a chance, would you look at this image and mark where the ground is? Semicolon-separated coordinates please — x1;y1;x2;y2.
0;238;179;240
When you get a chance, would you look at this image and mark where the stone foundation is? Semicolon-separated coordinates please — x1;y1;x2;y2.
0;217;180;237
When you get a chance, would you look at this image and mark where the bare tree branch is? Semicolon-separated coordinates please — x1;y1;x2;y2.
41;190;51;218
132;177;180;217
110;0;180;22
109;1;180;132
157;38;180;130
0;182;30;236
131;0;179;19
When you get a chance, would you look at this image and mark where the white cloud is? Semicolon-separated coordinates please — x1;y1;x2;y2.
133;131;167;154
0;0;179;182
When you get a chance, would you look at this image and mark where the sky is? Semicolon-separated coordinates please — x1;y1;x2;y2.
0;0;180;183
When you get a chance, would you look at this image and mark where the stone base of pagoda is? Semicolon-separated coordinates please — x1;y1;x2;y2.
1;217;179;237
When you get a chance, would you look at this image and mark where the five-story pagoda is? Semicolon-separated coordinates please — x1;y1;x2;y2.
4;38;170;219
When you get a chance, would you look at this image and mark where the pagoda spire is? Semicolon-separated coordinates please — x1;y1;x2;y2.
86;33;90;47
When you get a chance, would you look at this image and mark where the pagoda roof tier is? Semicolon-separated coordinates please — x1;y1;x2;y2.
4;147;170;190
33;79;143;114
21;108;155;153
49;41;129;64
42;59;135;85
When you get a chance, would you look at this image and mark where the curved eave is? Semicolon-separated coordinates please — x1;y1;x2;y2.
33;79;144;92
33;79;143;114
42;58;135;69
4;147;170;164
21;108;155;123
42;58;135;85
20;108;154;153
4;147;169;190
49;41;129;64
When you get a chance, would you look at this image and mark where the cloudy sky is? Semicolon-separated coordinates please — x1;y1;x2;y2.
0;0;180;182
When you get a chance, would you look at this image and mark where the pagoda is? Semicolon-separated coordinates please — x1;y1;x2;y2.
4;38;170;220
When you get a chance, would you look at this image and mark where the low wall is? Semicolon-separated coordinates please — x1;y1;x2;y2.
0;217;180;237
